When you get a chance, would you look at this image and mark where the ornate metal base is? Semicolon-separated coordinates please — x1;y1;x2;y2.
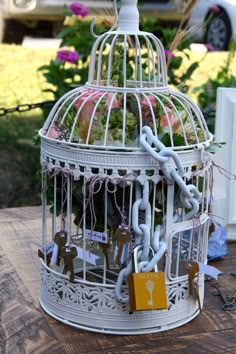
39;260;203;335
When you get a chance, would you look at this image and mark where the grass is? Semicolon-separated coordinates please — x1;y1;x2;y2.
177;50;236;99
0;44;236;208
0;113;42;208
0;44;56;208
0;44;55;107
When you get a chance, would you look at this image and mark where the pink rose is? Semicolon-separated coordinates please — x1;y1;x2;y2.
141;95;157;108
75;89;119;120
45;125;62;139
141;96;175;128
74;89;119;142
161;105;175;127
69;2;89;17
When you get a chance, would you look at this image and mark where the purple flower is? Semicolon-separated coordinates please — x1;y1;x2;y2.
56;49;79;63
209;5;221;13
164;49;176;59
69;2;89;17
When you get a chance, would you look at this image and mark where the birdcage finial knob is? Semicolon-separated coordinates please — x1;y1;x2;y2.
118;0;139;32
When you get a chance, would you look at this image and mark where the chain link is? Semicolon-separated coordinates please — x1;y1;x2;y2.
115;125;205;303
0;100;56;117
140;126;202;221
115;180;167;303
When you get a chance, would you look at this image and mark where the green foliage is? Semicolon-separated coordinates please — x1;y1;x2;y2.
38;11;107;100
140;17;199;92
160;132;185;147
94;108;138;144
0;113;42;208
0;44;54;108
39;8;199;103
192;41;236;132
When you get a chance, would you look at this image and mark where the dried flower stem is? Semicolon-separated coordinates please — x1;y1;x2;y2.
167;0;199;68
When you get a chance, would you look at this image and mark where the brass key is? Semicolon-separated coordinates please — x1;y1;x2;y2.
99;241;110;269
54;230;67;266
114;227;131;265
184;261;199;295
61;246;77;282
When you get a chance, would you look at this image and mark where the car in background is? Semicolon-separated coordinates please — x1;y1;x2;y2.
188;0;236;51
0;0;187;44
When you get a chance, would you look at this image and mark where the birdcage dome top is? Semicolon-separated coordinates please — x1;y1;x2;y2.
39;0;213;174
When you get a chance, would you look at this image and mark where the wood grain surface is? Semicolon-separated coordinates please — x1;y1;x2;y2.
0;206;236;354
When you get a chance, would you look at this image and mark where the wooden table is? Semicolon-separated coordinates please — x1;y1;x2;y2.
1;206;236;354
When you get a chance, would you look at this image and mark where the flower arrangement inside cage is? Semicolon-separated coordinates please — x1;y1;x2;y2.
44;88;209;149
39;0;214;335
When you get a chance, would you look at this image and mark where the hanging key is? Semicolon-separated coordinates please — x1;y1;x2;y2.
114;226;131;265
184;261;199;295
99;241;110;269
53;230;67;266
38;241;54;266
61;246;77;282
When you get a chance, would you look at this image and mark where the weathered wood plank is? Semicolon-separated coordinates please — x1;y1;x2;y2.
0;244;65;354
0;206;42;223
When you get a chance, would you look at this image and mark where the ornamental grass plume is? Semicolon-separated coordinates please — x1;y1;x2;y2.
56;49;79;63
69;2;89;17
167;0;198;68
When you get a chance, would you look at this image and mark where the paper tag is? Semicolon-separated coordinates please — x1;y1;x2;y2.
41;241;54;256
85;229;108;244
76;246;100;266
198;262;222;280
50;243;59;265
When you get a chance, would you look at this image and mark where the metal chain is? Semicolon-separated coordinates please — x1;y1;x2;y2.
140;126;202;221
115;125;204;303
115;180;167;303
0;100;56;117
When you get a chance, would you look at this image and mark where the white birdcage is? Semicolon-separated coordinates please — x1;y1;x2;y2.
39;0;214;334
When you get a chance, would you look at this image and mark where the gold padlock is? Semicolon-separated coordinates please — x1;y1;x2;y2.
127;244;168;312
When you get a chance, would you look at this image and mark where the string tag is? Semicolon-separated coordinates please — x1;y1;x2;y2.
76;246;100;266
198;262;222;280
85;229;108;244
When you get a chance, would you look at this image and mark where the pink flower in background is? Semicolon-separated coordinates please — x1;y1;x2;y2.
209;5;221;13
164;49;176;59
56;49;79;63
69;2;89;17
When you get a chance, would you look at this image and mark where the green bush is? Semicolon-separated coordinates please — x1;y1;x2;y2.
192;42;236;133
0;113;43;208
